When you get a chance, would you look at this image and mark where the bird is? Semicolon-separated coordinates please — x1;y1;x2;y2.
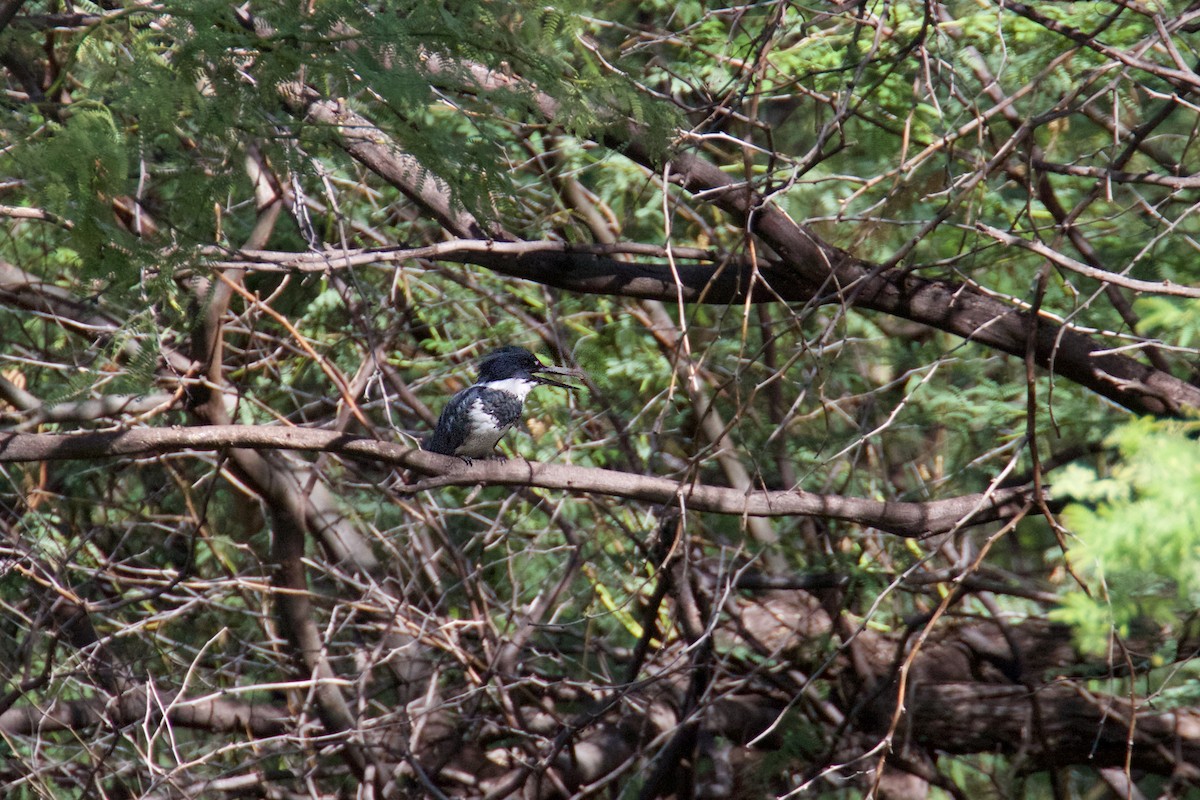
424;346;584;462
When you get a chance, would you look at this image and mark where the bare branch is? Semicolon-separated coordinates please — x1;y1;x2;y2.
208;240;740;273
977;223;1200;298
0;426;1033;536
0;688;291;738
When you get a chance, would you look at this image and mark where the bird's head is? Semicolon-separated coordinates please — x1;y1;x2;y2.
476;346;585;390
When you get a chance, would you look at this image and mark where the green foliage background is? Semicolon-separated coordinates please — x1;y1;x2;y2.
1055;419;1200;654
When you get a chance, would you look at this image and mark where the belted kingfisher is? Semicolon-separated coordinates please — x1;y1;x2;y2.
425;346;584;462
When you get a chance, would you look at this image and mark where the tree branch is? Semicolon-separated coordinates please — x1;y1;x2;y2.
0;687;291;738
977;223;1200;298
0;426;1033;537
907;683;1200;774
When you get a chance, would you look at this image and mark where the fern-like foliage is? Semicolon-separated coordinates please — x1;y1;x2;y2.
1053;418;1200;655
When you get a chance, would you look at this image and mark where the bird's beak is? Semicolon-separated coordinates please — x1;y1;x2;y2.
533;364;587;391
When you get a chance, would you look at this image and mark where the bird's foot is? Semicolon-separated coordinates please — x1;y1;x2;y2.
453;454;508;466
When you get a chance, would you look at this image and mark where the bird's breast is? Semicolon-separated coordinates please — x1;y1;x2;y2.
451;391;524;457
469;387;525;430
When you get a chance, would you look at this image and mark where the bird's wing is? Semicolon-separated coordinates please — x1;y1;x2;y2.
425;387;479;455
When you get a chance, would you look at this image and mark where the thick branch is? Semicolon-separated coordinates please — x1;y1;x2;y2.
0;687;291;738
638;143;1200;416
908;683;1200;774
0;426;1032;536
292;86;497;240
